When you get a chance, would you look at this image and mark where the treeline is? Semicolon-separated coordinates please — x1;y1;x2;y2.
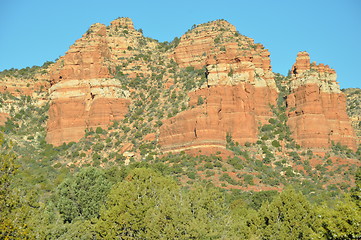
1;148;361;239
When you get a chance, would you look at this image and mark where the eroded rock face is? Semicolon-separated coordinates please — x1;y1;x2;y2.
46;19;135;146
159;84;277;153
46;79;130;146
160;20;278;154
49;23;112;83
173;20;273;75
286;52;357;150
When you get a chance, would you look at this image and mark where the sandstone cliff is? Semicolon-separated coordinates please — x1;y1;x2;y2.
286;52;357;150
159;20;278;154
18;17;356;152
46;19;137;146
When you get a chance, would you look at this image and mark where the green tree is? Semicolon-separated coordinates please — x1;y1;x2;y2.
45;220;97;240
197;96;204;105
182;183;230;239
96;168;180;239
228;198;258;239
55;167;111;222
96;168;231;239
317;195;361;239
0;133;29;239
253;187;321;239
351;166;361;208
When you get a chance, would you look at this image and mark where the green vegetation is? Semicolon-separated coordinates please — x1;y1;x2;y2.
0;75;359;239
0;23;360;239
1;148;360;239
0;61;53;79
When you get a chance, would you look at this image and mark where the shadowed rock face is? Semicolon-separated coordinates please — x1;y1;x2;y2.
286;52;357;150
159;20;278;154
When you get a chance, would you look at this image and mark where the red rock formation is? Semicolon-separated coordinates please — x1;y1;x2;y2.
0;78;49;97
159;84;277;153
160;20;278;154
46;17;165;146
0;72;50;126
49;23;112;83
46;75;131;145
47;97;129;146
46;21;132;146
0;64;51;99
287;52;357;150
173;20;272;72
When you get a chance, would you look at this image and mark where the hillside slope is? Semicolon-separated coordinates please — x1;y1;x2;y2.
0;17;360;193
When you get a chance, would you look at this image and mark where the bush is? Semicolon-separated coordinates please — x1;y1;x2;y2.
261;124;274;132
197;96;204;105
214;161;222;168
227;157;243;170
204;162;214;169
205;170;215;177
243;174;254;185
53;163;62;169
268;118;277;124
187;171;196;179
96;127;104;134
271;140;281;148
219;173;238;185
92;153;101;161
93;143;104;152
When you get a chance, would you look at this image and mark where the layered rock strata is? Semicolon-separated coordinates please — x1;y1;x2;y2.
46;79;130;146
286;52;357;150
0;76;49;97
160;20;278;154
159;84;277;153
46;20;134;146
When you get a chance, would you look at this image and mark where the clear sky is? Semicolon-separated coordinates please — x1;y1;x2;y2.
1;0;360;89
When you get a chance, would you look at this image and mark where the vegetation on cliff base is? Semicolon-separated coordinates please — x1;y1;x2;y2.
0;79;360;238
1;147;360;239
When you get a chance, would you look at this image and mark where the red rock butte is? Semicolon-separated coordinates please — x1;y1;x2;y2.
159;20;278;154
286;52;357;150
46;19;137;146
39;18;357;152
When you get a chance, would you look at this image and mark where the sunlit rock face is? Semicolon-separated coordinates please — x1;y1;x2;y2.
286;52;357;150
46;21;133;146
159;20;278;154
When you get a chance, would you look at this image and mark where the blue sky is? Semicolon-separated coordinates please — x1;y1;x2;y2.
1;0;360;88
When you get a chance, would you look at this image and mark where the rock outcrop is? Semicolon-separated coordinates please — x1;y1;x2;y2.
49;23;112;84
39;18;358;151
159;84;277;153
286;52;357;150
159;20;278;154
0;76;49;97
46;20;134;146
46;78;130;146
